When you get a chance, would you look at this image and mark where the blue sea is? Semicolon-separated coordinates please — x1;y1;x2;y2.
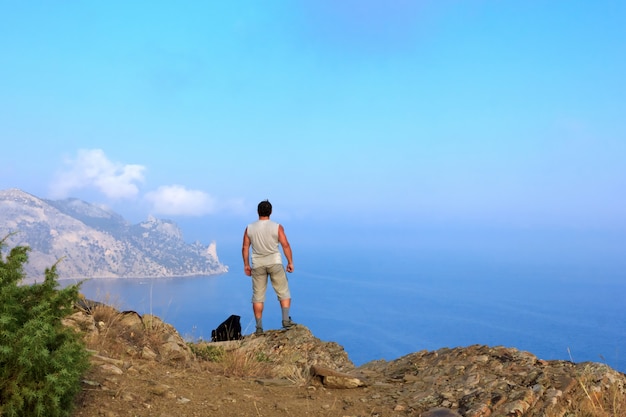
67;240;626;374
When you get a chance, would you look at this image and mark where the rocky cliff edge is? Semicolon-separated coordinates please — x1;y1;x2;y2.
66;301;626;417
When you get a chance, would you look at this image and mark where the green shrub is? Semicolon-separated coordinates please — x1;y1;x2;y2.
0;237;90;417
189;343;226;362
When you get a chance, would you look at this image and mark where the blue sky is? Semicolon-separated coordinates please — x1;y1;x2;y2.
1;1;625;268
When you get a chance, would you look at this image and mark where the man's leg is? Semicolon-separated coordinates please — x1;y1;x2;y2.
251;266;268;335
280;298;296;328
253;302;264;334
280;298;291;322
267;264;296;329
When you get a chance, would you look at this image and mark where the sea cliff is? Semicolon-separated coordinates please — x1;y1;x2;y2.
66;301;626;417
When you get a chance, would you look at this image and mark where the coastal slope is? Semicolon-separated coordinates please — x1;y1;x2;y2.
0;188;227;282
67;302;626;417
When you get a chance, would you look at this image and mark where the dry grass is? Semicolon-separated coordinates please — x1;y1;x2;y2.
188;340;311;385
86;303;168;360
568;364;626;417
220;348;275;378
80;292;125;343
190;342;276;379
85;305;124;352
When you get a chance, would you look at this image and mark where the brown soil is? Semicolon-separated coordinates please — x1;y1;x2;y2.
73;358;382;417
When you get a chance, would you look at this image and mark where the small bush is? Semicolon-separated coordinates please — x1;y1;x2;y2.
220;348;274;378
0;237;90;417
189;343;226;362
189;341;275;378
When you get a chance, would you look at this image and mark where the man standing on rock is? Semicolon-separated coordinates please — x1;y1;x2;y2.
242;200;296;335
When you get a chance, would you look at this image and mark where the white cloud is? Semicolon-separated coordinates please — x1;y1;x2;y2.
50;149;145;199
145;185;215;216
50;149;220;218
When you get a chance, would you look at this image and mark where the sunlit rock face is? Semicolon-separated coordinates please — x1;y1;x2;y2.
0;188;227;282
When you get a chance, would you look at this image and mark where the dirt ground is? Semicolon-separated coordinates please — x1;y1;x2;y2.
72;357;388;417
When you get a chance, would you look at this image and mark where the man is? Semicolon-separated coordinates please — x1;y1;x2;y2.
242;200;296;335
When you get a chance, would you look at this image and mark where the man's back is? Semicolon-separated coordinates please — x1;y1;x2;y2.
247;220;282;267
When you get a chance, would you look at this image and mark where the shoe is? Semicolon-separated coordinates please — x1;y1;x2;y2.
282;317;297;329
255;326;263;335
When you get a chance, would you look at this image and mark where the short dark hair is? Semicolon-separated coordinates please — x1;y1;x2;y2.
257;200;272;217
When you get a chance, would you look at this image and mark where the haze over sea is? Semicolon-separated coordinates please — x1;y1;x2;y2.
4;1;624;377
72;231;626;374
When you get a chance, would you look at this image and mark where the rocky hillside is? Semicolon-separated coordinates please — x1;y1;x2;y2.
0;189;227;282
67;301;626;417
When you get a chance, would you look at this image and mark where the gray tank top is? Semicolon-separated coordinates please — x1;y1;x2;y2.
247;220;282;267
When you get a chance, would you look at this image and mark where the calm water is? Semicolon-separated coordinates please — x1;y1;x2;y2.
66;244;626;373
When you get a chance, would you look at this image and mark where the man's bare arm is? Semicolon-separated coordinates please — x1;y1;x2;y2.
242;227;252;276
278;225;294;273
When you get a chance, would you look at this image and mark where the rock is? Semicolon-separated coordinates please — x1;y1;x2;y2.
238;325;355;382
144;314;192;362
118;311;143;330
91;354;125;367
81;379;101;387
141;346;158;360
148;382;174;397
358;345;626;416
311;365;365;389
62;311;97;335
422;408;462;417
100;364;123;375
160;339;187;361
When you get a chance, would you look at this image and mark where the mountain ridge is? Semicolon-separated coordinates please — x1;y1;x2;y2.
0;188;227;282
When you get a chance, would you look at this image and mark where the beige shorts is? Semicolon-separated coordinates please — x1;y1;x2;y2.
251;263;291;303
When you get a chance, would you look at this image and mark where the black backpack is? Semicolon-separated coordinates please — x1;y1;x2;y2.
211;314;243;342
